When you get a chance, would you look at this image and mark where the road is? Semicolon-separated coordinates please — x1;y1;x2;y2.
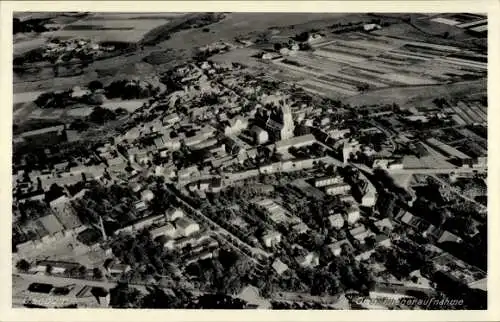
272;291;349;308
387;166;486;175
14;272;148;293
15;272;353;309
352;161;486;176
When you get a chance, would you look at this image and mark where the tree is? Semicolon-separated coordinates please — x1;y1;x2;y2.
88;80;104;92
93;267;104;280
78;265;87;277
109;283;142;308
16;259;31;272
88;106;117;124
45;264;53;275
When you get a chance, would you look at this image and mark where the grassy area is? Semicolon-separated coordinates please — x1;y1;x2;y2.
345;79;486;108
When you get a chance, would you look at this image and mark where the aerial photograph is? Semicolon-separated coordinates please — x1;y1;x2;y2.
12;12;487;309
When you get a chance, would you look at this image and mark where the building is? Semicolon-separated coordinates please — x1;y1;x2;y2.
163;113;180;126
374;218;394;233
130;182;142;193
141;189;154;202
265;104;295;141
328;213;345;229
175;217;200;237
250;125;269;145
107;263;131;276
114;214;165;235
363;23;382;31
346;206;361;225
375;234;392;247
342;140;361;164
34;260;81;275
314;175;343;188
328;128;350;140
362;183;377;207
350;225;374;242
325;183;351;196
307;33;323;42
134;200;147;212
437;231;462;244
149;223;177;240
328;239;352;257
272;259;289;275
166;208;184;221
275;134;315;153
178;166;200;180
296;252;320;268
262;230;282;248
261;52;281;60
224;116;249;136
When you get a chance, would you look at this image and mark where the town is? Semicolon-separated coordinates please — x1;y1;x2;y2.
12;12;487;310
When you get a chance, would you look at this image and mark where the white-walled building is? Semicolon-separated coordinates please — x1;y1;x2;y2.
347;206;361;225
175;217;200;237
296;252;320;268
325;183;351;196
272;259;289;275
150;223;177;240
262;230;282;248
141;189;154;202
314;175;343;188
250;125;269;145
328;213;345;229
166;208;185;221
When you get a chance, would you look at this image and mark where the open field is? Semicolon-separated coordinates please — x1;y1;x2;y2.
101;99;146;112
13;13;487;100
344;79;486;107
48;17;172;43
13;37;47;55
14;91;45;104
255;30;487;98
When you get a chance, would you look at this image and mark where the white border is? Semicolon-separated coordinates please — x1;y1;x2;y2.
1;1;499;321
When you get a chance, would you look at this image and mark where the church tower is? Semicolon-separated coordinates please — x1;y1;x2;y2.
280;103;294;140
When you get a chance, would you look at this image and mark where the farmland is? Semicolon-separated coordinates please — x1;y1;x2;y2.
14;13;362;93
44;12;190;43
259;31;486;99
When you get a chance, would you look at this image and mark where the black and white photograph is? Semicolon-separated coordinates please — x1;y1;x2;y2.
8;7;491;313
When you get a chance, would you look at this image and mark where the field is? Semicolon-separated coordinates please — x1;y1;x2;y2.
47;16;174;43
258;31;487;99
14;13;362;94
101;99;146;112
344;79;486;108
13;36;47;56
13;13;487;105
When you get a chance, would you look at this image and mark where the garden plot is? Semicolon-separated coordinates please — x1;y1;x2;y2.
319;44;375;59
313;49;367;64
285;53;345;73
378;73;438;85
